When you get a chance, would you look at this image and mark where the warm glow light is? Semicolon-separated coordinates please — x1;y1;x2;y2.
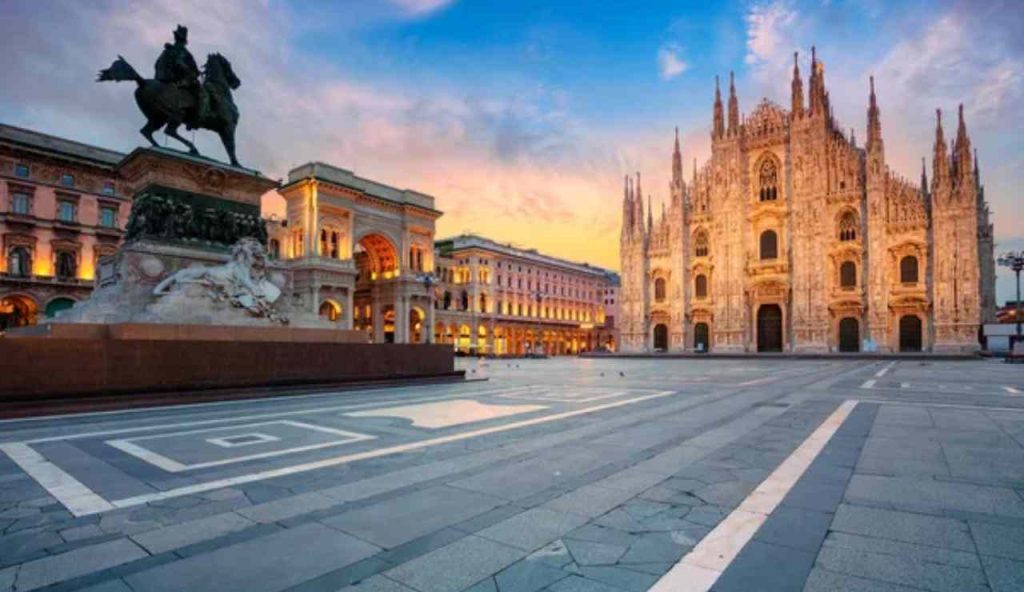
33;259;52;277
79;257;95;281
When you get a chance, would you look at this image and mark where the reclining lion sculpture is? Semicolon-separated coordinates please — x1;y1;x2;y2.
153;237;286;323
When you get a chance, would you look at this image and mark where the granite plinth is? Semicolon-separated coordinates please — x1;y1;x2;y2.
0;332;454;398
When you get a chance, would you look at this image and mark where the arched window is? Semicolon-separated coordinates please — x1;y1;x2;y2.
479;293;488;313
840;261;856;289
760;230;778;260
694;231;709;257
55;251;76;280
319;301;341;322
695;274;708;299
900;256;919;284
654;278;667;302
319;229;328;256
442;291;452;310
8;247;30;277
758;158;778;201
839;212;858;241
460;290;469;311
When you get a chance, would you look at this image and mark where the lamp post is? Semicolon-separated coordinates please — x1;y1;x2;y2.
416;273;437;344
998;251;1024;352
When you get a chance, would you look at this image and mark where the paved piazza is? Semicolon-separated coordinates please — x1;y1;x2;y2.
0;359;1022;592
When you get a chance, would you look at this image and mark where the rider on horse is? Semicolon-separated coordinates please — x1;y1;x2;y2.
154;26;208;128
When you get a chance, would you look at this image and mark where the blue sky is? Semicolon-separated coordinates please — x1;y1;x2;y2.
1;0;1021;301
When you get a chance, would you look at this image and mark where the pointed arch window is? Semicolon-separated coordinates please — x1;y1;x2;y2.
695;274;708;299
654;278;667;302
840;261;856;289
758;158;779;201
839;212;858;241
694;231;709;257
759;230;778;260
900;256;919;284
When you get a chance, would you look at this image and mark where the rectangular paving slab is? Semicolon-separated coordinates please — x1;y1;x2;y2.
124;523;379;592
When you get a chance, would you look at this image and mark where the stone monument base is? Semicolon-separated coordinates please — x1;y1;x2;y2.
0;324;456;399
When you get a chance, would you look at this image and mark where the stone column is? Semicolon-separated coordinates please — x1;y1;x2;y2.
345;288;354;330
372;297;384;343
396;295;409;343
426;296;435;344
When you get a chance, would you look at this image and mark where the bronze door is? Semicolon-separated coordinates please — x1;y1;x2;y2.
694;323;710;352
899;315;922;352
757;305;783;352
839;318;860;352
653;324;668;351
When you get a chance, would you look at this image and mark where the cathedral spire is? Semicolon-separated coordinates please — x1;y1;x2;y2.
633;173;644;233
954;103;972;183
791;51;804;118
673;127;683;181
713;76;724;138
647;193;653;231
974;148;981;190
920;157;928;196
866;75;882;153
622;175;633;232
932;108;950;194
727;71;740;134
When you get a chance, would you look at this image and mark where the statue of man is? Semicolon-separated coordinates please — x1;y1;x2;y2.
154;25;206;124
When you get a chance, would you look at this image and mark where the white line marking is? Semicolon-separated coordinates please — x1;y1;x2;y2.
106;420;376;473
1005;386;1021;394
650;399;858;592
0;442;115;516
875;361;897;378
860;380;876;389
11;389;676;516
13;387;520;445
856;399;1024;413
207;433;280;449
901;382;910;389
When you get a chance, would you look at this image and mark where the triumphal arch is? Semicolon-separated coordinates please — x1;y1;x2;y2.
270;162;440;343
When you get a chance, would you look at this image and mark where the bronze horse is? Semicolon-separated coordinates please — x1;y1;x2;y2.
98;53;242;167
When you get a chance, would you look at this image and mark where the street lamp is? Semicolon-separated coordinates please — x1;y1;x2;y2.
998;251;1024;353
416;273;437;344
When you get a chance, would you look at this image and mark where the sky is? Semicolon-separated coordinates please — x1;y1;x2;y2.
1;0;1021;302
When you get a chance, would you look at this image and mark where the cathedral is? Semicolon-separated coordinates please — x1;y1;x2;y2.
619;48;997;354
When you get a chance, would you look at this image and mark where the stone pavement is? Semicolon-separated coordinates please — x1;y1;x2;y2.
0;358;1021;591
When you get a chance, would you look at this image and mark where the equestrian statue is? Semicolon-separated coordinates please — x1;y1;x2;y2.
98;25;243;167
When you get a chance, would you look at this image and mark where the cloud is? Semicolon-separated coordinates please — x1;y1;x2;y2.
744;1;797;67
388;0;454;18
657;43;689;80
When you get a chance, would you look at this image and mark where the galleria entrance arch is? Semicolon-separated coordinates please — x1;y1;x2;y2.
271;162;440;343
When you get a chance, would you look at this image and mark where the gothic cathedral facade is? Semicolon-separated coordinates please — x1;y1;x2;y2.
619;49;996;354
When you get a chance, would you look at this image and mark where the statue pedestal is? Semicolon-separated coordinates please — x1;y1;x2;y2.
55;147;320;327
3;148;459;402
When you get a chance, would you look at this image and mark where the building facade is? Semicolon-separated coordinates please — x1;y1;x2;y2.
433;234;613;355
269;162;441;344
0;124;128;329
620;49;997;353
